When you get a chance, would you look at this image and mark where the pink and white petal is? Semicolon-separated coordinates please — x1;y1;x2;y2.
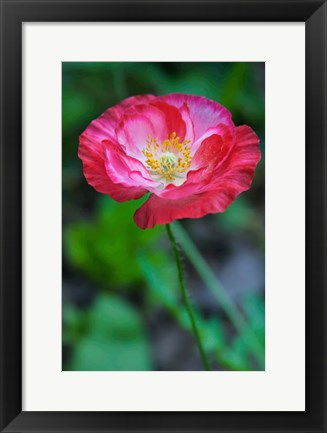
116;113;156;159
192;132;227;169
78;135;147;202
151;167;206;200
132;104;168;140
158;94;234;140
116;102;189;159
154;131;232;201
81;94;156;146
209;125;261;191
78;134;110;193
115;103;173;158
232;125;261;167
106;185;147;202
179;102;195;143
104;140;160;190
134;188;241;229
150;101;187;141
118;94;156;109
191;122;235;156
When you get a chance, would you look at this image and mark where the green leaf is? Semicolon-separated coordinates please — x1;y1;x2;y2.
64;196;165;290
67;294;153;371
68;337;151;371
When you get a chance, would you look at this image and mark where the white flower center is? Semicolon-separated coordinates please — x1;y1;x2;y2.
142;132;192;186
160;152;177;171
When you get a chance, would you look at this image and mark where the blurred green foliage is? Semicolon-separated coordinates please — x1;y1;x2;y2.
65;196;165;289
62;62;265;371
64;294;152;371
138;253;264;370
218;198;265;250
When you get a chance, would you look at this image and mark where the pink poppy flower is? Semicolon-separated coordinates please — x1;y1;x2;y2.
79;94;261;229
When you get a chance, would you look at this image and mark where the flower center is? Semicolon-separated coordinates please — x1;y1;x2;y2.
160;152;177;171
142;132;192;184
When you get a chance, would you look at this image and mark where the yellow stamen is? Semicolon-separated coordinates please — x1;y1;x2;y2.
142;132;192;182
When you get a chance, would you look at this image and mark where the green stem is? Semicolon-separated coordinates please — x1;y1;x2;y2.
166;224;212;371
173;221;264;368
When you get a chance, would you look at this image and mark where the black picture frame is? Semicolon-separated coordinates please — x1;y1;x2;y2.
0;1;326;432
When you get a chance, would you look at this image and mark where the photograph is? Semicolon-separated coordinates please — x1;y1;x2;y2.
62;61;265;371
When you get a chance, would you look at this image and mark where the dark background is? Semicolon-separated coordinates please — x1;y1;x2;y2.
62;62;265;371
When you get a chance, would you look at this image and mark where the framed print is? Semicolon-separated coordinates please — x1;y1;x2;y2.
0;0;326;432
